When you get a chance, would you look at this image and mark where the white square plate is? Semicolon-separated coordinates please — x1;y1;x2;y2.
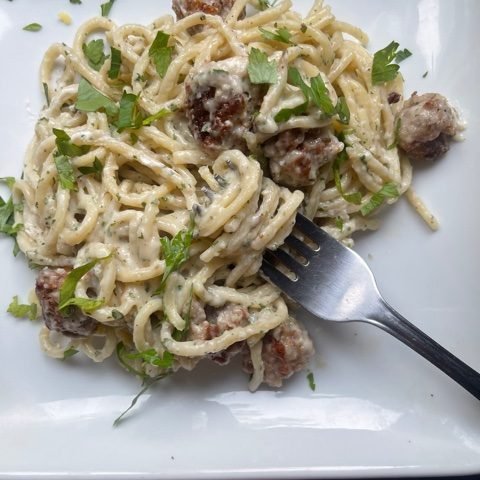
0;0;479;478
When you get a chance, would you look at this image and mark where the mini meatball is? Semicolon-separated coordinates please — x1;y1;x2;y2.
263;128;343;188
35;267;98;338
243;317;314;388
188;302;249;365
172;0;235;20
398;92;459;161
185;58;259;153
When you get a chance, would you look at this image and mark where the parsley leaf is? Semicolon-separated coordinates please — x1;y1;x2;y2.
142;108;171;126
78;157;103;177
332;149;362;205
149;31;173;79
395;48;412;63
361;182;399;216
259;26;293;45
0;177;15;190
257;0;277;10
371;41;401;85
70;0;82;4
310;75;336;116
126;349;174;369
60;297;104;313
387;119;402;150
7;296;37;320
108;47;122;79
76;78;118;116
112;309;124;321
335;217;344;231
155;216;195;294
274;101;308;123
287;67;350;124
0;179;22;250
62;347;79;359
335;96;350;125
82;39;108;71
307;372;316;391
54;154;77;191
53;128;89;157
116;92;143;132
422;71;429;78
247;48;278;85
58;255;111;312
100;0;115;17
23;23;42;32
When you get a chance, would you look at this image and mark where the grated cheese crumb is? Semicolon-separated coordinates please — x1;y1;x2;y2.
58;11;72;25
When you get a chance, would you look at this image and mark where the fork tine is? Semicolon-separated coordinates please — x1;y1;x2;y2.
261;257;295;287
265;248;304;276
284;234;314;260
295;214;331;244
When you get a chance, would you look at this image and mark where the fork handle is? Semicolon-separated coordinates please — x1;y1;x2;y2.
368;300;480;400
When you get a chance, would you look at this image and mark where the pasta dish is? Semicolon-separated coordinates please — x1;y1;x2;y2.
4;0;460;415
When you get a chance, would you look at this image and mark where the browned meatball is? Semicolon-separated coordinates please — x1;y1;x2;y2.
243;317;314;388
263;128;343;188
188;302;249;365
35;267;98;338
185;58;258;153
398;92;459;161
172;0;235;20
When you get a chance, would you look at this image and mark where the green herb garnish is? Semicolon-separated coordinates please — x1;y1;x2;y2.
82;39;108;71
76;78;118;116
274;101;308;123
7;296;37;320
63;347;79;359
142;108;171;126
395;48;412;63
116;92;143;131
100;0;115;17
43;82;50;106
259;26;293;45
78;157;103;178
332;148;362;205
307;372;316;391
247;48;278;85
53;128;90;158
23;23;42;32
371;41;402;85
54;154;77;191
58;255;111;312
149;31;173;79
108;47;122;79
360;182;399;216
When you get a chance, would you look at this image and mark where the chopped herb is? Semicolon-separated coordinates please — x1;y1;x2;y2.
116;92;143;131
130;132;139;145
70;0;82;4
23;23;42;32
108;47;122;79
395;48;412;63
43;82;50;106
422;71;428;78
387;119;402;150
335;217;344;231
361;182;399;216
259;26;293;45
82;39;109;71
113;374;165;427
7;296;37;321
78;157;103;177
300;23;307;33
0;177;15;190
332;149;362;205
59;297;104;313
247;48;278;85
62;347;79;359
112;309;124;320
274;101;308;123
335;96;350;125
54;154;77;191
142;108;171;126
53;128;89;157
0;179;22;251
287;67;349;124
58;255;111;312
371;41;401;85
126;349;174;369
149;31;173;79
257;0;277;10
155;215;195;294
116;342;147;378
307;372;316;391
100;0;115;17
76;78;118;116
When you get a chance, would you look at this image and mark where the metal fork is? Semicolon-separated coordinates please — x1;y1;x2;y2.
262;214;480;400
